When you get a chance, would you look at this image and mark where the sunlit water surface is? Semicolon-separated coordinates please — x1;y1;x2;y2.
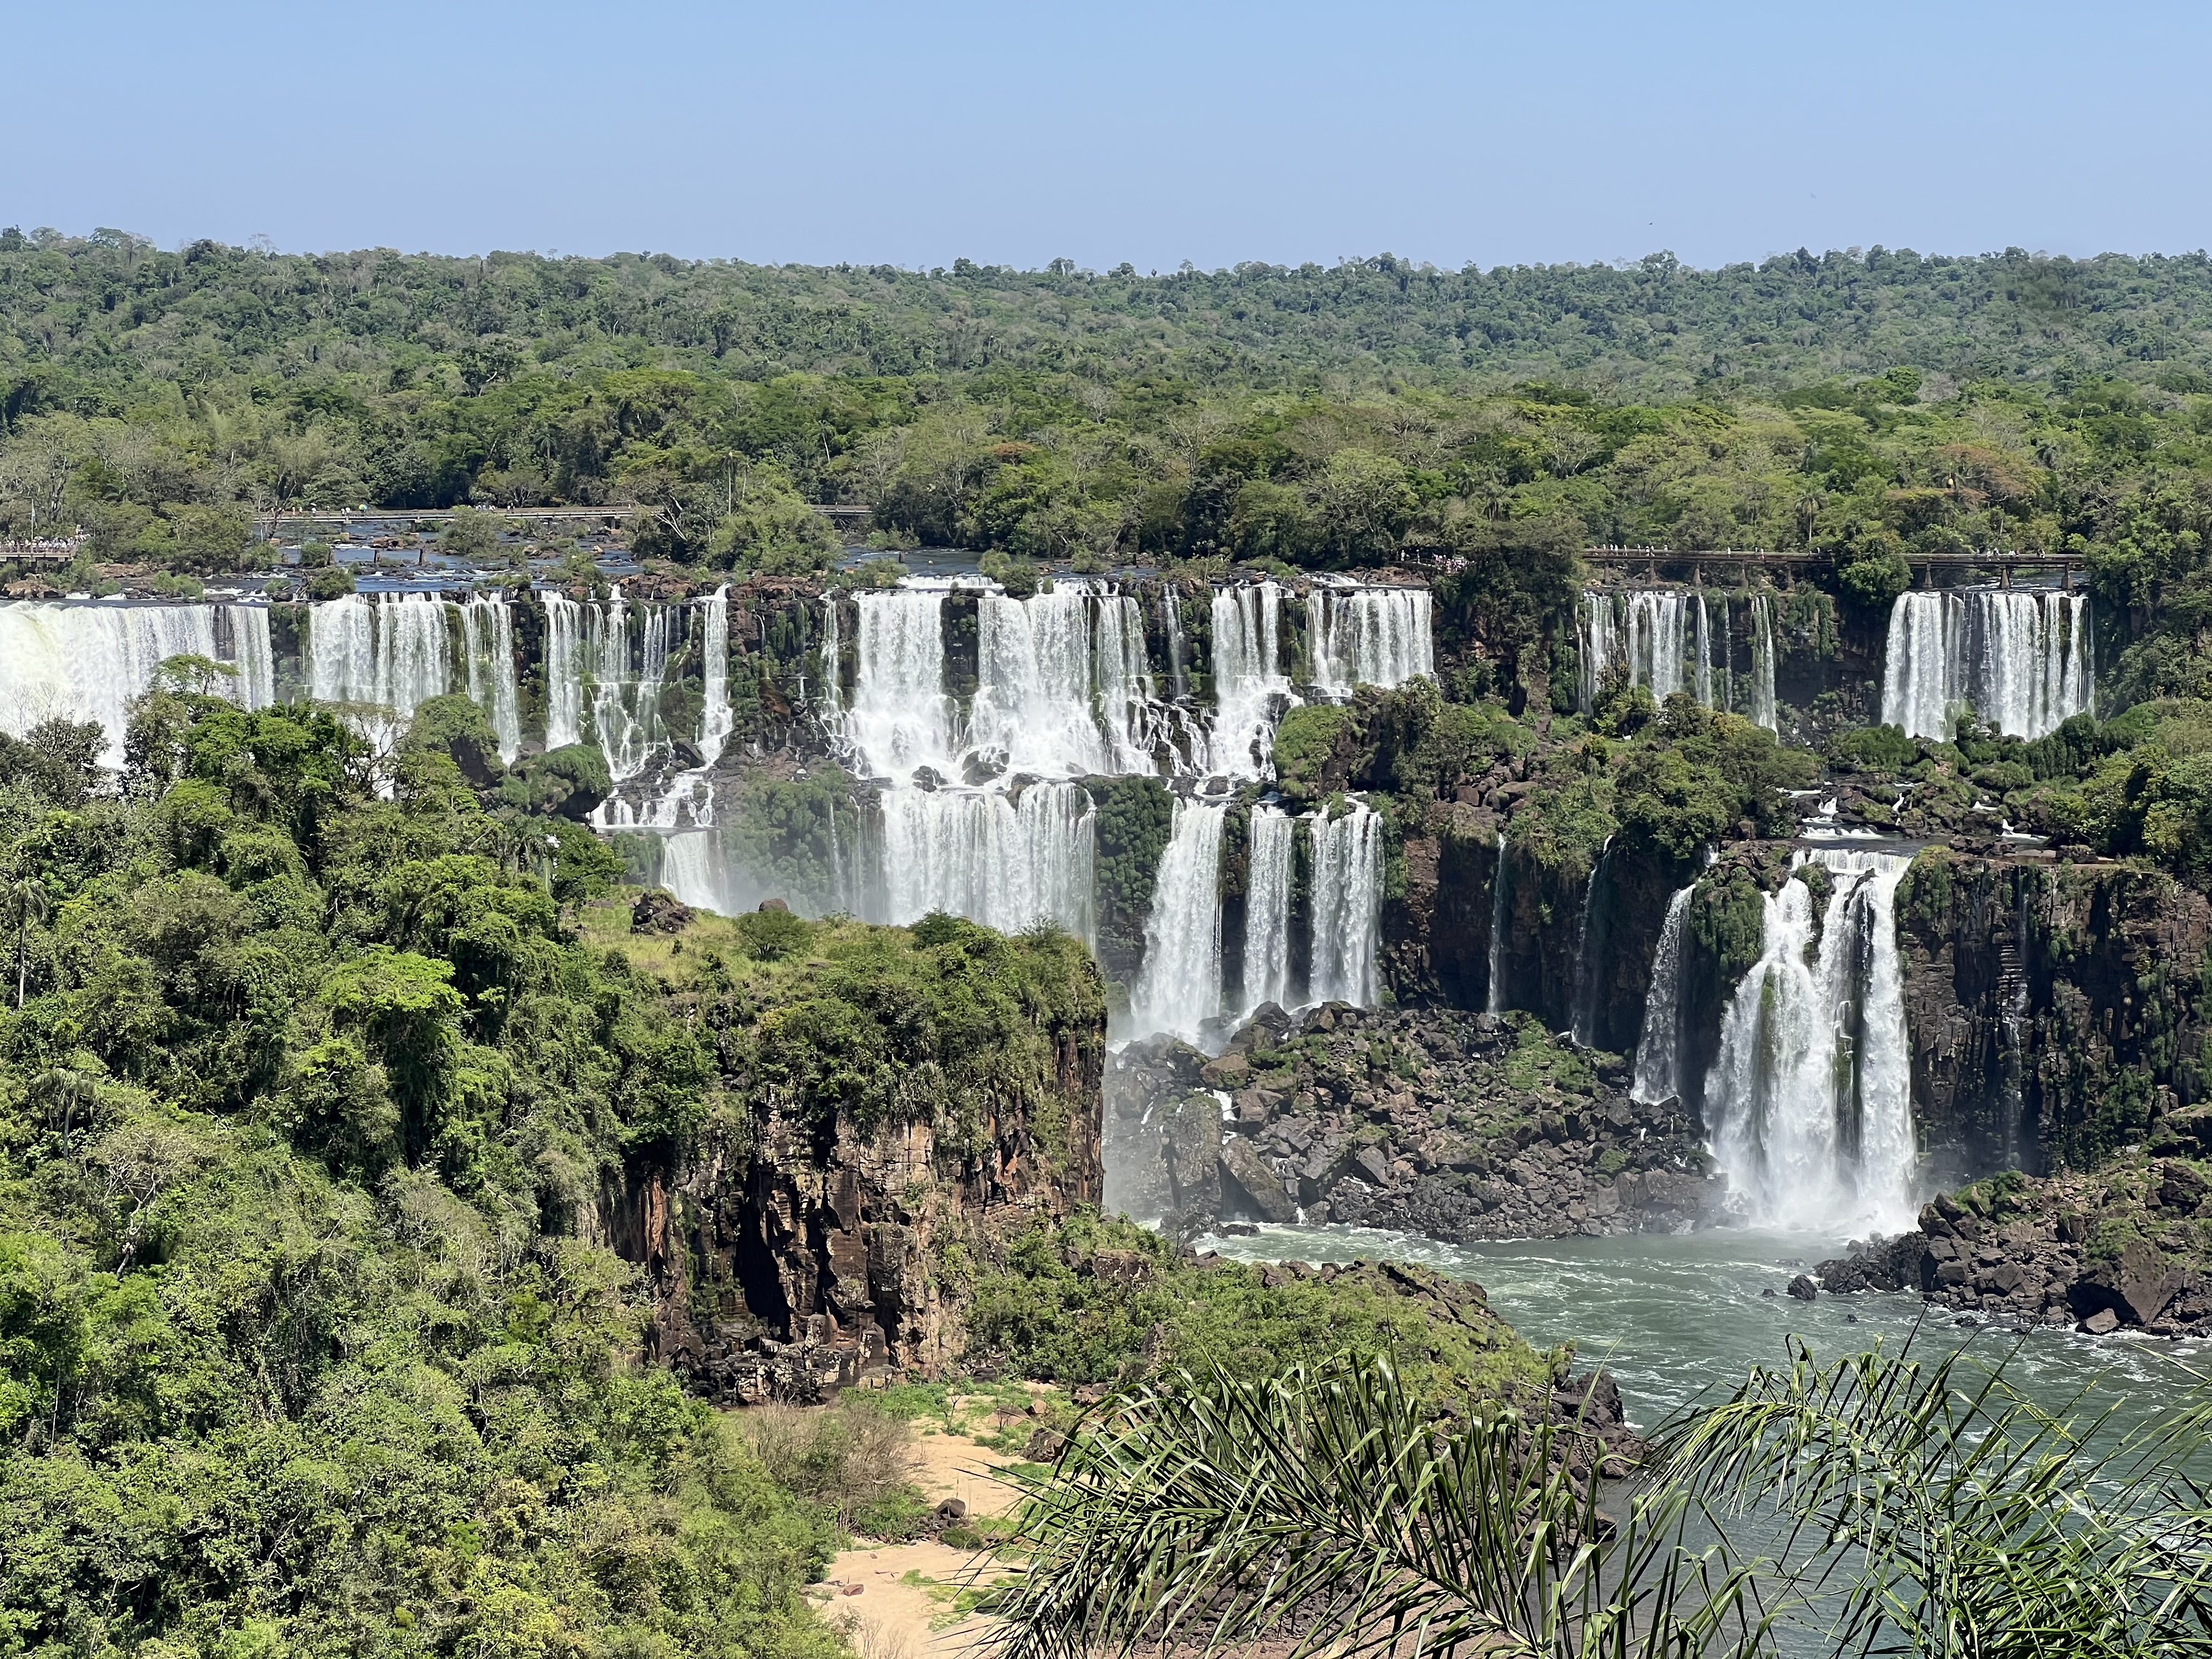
1198;1223;2210;1432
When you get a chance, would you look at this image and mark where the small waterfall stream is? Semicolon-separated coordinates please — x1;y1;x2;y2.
1308;800;1384;1007
1631;883;1697;1105
1701;848;1915;1232
1242;804;1294;1014
1305;586;1435;695
1211;581;1294;777
1748;594;1778;731
1132;797;1227;1042
1881;589;2092;739
459;594;521;763
1567;837;1614;1047
1486;831;1510;1017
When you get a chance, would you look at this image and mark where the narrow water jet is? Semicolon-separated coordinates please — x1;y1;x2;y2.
1631;883;1697;1105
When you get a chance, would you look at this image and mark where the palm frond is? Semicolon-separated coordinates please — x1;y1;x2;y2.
1656;1336;2212;1659
980;1352;1768;1659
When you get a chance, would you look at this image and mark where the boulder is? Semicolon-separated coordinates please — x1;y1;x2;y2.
2079;1307;2120;1335
1218;1137;1299;1223
630;888;692;934
1787;1274;1818;1301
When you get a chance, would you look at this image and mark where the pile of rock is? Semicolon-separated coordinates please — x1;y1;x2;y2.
1108;1002;1725;1241
1816;1164;2212;1336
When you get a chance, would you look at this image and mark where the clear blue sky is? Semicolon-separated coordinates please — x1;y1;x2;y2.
13;0;2208;272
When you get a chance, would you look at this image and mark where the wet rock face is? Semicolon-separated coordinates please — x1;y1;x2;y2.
1894;851;2212;1181
1109;1003;1726;1242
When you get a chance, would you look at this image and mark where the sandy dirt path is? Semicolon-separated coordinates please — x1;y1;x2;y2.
815;1415;1029;1659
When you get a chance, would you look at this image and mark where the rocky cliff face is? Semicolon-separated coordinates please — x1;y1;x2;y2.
1895;849;2212;1180
599;930;1107;1403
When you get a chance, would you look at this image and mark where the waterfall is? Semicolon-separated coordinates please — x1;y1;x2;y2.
1701;848;1915;1232
1486;831;1510;1017
698;585;732;768
819;595;844;724
1242;804;1294;1014
1308;800;1384;1008
660;830;728;915
1630;883;1696;1105
587;588;672;784
1094;593;1160;774
0;600;274;768
542;594;584;749
877;781;1095;936
973;588;1111;777
308;592;452;746
1160;591;1189;700
459;595;521;763
844;589;956;778
1748;593;1779;732
229;605;275;713
1306;586;1435;696
1567;837;1613;1047
1577;589;1734;715
1881;589;2093;740
1131;797;1226;1041
1211;581;1294;777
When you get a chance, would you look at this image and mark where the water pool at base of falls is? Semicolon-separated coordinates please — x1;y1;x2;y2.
1198;1222;2203;1431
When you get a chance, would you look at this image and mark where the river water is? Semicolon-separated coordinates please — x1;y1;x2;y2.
1199;1223;2208;1430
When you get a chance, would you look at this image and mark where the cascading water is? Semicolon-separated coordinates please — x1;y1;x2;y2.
877;780;1096;935
1701;848;1916;1232
660;830;729;915
1160;591;1189;701
1881;589;2092;740
973;588;1114;777
1577;589;1736;716
1748;592;1779;732
1567;837;1614;1047
1308;800;1384;1007
1211;582;1294;777
308;591;452;747
0;600;274;766
228;605;276;713
1306;586;1435;696
844;589;957;778
698;585;732;768
542;594;585;750
1242;804;1293;1014
1630;883;1697;1105
460;594;522;763
588;588;672;784
1131;796;1226;1042
1486;830;1510;1017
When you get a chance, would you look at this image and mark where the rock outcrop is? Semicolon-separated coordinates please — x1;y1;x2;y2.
1818;1154;2212;1335
1109;1002;1724;1242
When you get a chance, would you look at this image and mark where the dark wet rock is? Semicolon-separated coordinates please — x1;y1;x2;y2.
1787;1274;1818;1301
630;888;692;934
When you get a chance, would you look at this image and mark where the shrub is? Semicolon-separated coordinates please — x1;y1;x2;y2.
745;1398;921;1534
